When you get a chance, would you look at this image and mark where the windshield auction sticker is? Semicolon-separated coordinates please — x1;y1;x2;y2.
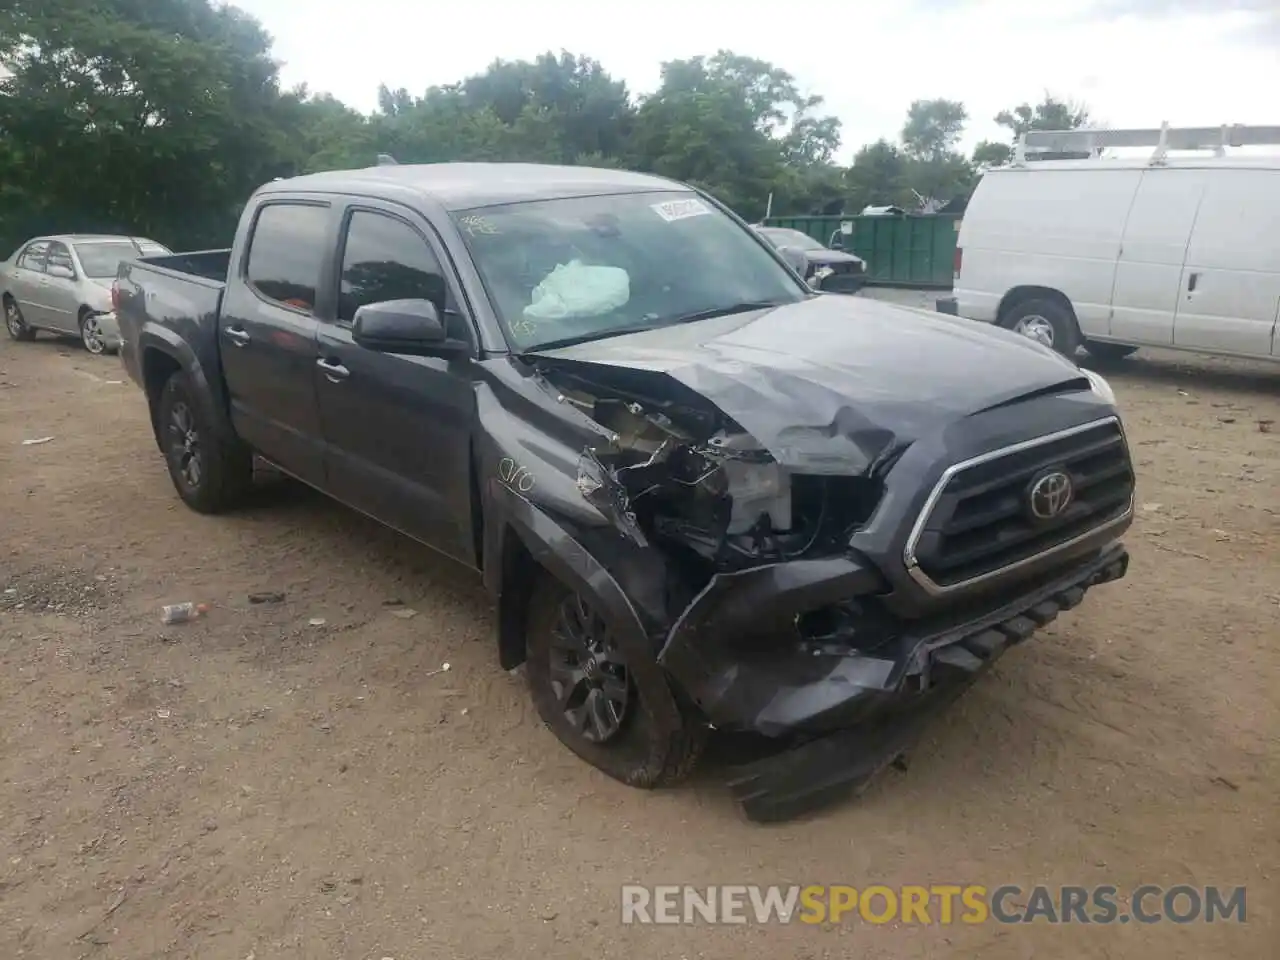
651;198;711;222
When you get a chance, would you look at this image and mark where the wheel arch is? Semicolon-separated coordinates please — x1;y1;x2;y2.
996;285;1078;328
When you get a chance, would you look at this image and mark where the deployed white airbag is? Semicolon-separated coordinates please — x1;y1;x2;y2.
523;260;630;321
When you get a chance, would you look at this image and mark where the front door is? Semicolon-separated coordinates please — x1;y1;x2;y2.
1174;169;1280;359
315;203;479;566
217;199;332;486
1108;168;1208;346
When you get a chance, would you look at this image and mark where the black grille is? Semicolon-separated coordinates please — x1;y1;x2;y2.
911;419;1134;588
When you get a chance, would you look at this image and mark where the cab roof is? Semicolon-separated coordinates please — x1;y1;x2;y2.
260;162;687;211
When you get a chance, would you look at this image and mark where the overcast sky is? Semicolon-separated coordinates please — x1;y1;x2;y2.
234;0;1278;160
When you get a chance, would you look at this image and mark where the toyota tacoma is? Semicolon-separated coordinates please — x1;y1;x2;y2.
113;163;1135;821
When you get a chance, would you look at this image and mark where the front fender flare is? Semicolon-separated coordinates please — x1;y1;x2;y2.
483;482;684;737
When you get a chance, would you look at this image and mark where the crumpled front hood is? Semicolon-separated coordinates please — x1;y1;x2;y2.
532;294;1089;474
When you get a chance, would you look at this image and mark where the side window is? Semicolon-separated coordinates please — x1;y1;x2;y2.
17;241;50;272
46;242;75;278
244;203;329;312
338;210;466;340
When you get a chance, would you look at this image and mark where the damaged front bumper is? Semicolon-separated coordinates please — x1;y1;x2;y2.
658;541;1129;821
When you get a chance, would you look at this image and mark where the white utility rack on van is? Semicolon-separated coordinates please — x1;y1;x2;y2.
946;122;1280;364
1013;122;1280;165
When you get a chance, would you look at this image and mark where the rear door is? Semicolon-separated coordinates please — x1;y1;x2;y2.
41;241;81;333
1173;169;1280;358
9;241;52;325
217;198;334;486
314;201;479;566
1108;168;1208;346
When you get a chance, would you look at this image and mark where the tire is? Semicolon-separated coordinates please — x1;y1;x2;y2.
4;297;36;342
155;371;253;514
525;573;705;788
79;311;107;355
1002;298;1080;357
1084;340;1138;361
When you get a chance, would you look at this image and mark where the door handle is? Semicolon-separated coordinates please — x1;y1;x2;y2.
1187;272;1199;293
316;357;350;382
224;326;251;346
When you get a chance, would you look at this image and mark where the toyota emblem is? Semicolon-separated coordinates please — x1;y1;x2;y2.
1029;470;1073;520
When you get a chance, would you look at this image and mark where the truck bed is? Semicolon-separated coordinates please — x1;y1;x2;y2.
115;249;233;392
138;249;233;284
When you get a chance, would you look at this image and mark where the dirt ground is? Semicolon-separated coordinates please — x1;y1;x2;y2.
1;306;1276;959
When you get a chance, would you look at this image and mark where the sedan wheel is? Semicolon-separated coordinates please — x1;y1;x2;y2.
5;299;35;341
80;313;107;355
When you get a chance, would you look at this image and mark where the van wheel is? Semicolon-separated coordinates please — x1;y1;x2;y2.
156;371;253;514
1084;340;1138;361
1003;299;1080;357
524;572;705;788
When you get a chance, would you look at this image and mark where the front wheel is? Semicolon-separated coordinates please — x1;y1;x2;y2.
1003;298;1080;358
155;371;253;514
524;574;705;788
79;312;108;355
4;297;35;341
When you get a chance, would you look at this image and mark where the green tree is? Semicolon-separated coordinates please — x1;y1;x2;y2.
628;51;841;218
995;93;1091;139
0;0;306;249
901;99;968;162
844;139;911;211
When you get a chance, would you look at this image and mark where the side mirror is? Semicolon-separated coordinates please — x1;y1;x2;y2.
352;299;459;355
776;245;810;279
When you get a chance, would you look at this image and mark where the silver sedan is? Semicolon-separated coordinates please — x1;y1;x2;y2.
2;234;171;354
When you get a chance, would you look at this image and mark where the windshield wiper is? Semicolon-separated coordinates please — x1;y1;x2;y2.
523;322;666;354
522;300;786;354
666;299;786;325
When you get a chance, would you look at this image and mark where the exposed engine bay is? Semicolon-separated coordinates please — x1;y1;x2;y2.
540;364;883;586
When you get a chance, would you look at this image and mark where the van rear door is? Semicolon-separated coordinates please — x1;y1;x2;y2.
1172;168;1280;358
1109;168;1209;346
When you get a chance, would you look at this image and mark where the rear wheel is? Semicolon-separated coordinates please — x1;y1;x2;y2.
155;371;253;514
1084;339;1138;361
524;573;705;788
1003;298;1080;358
4;297;35;341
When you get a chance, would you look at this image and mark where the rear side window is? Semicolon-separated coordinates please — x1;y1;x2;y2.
338;210;466;339
245;203;329;312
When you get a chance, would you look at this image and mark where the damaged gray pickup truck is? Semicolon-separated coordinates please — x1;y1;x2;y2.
115;163;1134;821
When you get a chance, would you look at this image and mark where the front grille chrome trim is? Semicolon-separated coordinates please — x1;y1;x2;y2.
903;416;1133;596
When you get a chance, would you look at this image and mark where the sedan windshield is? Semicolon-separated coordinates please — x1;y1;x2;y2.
73;242;144;279
453;191;808;350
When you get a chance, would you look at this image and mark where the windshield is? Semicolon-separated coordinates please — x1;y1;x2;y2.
73;242;144;279
761;228;826;252
453;191;808;350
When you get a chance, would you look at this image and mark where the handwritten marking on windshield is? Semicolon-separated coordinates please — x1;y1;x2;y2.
499;457;536;494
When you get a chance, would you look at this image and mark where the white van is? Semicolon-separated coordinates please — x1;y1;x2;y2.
947;124;1280;362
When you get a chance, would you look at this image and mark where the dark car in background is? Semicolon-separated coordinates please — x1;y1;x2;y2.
753;225;867;293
